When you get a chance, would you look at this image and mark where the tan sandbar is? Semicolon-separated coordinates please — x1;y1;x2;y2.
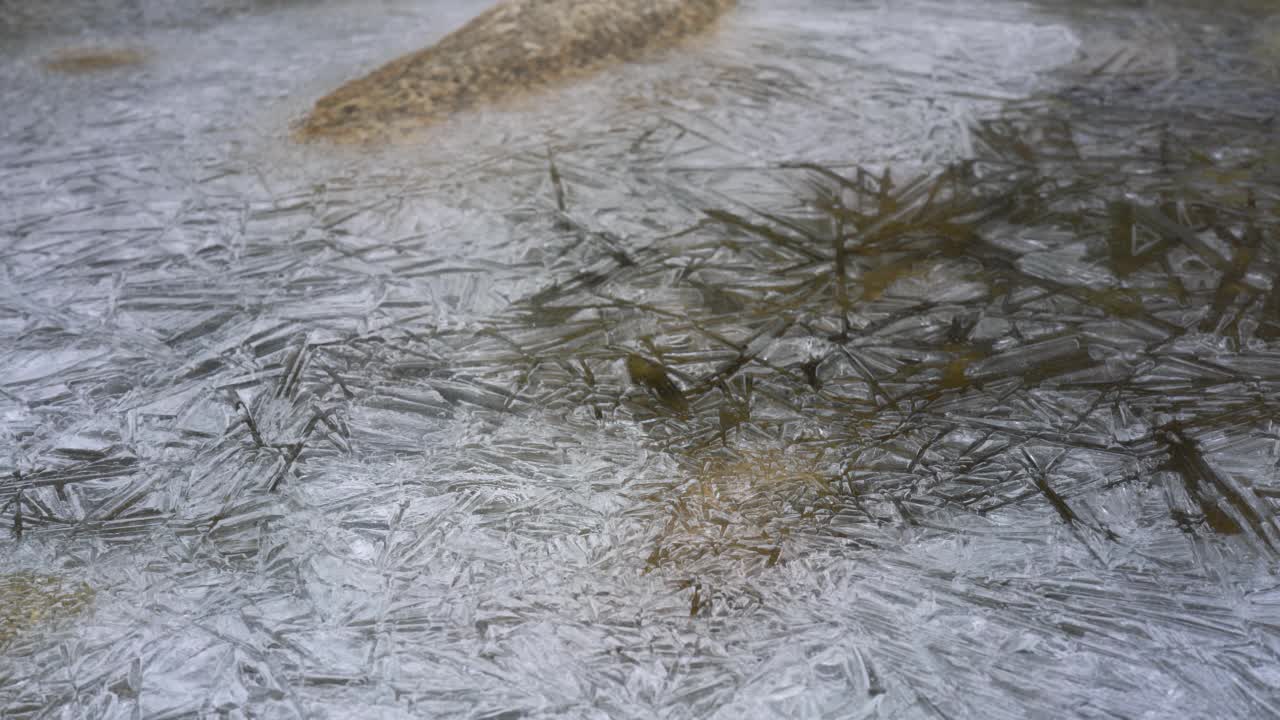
296;0;736;143
44;48;146;74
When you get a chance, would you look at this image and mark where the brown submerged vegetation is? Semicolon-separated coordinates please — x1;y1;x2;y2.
295;0;735;143
429;46;1280;581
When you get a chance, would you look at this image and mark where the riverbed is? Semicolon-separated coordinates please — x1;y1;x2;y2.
2;1;1278;717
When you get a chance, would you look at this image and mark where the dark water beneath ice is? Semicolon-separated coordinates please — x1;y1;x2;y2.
2;1;1279;717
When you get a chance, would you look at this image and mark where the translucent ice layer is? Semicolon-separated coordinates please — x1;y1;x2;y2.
3;0;1279;718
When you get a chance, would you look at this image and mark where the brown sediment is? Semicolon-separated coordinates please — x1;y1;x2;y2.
295;0;736;144
645;449;834;575
0;572;95;648
44;48;146;73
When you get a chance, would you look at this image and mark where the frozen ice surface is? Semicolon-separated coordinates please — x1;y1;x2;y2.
3;0;1280;718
